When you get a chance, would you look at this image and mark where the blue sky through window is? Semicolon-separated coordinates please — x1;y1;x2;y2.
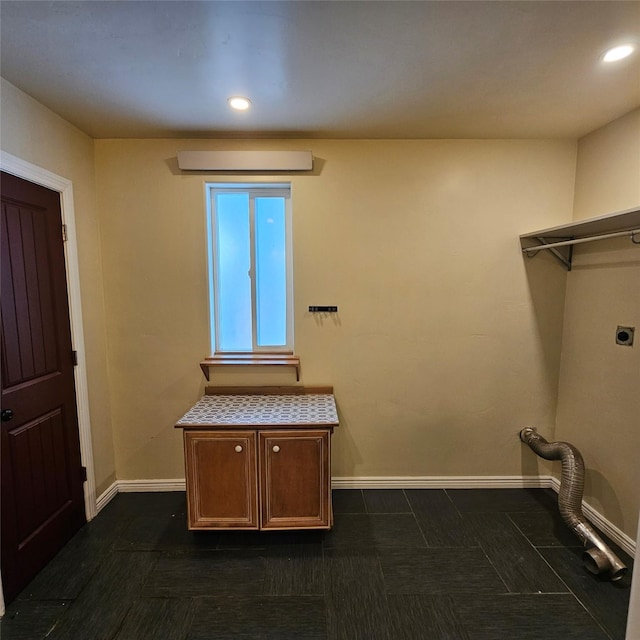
255;197;286;347
215;192;251;350
211;186;290;352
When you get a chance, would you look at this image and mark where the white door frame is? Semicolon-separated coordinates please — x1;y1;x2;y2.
0;151;97;519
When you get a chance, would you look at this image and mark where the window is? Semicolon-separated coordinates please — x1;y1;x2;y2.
206;183;293;354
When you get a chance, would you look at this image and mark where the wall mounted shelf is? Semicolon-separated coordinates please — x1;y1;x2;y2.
520;206;640;270
200;354;300;381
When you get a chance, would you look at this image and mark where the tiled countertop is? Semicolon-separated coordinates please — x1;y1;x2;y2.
175;394;339;427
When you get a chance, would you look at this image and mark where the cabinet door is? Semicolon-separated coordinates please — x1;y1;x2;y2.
184;430;258;529
259;430;331;529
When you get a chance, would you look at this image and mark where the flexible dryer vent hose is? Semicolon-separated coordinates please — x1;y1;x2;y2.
519;427;627;581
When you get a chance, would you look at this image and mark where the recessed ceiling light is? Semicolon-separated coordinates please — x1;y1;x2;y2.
228;96;251;111
603;44;635;62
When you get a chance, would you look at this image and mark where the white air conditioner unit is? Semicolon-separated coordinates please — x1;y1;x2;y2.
177;150;313;171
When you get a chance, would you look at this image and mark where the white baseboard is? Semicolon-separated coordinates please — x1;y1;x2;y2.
94;475;635;557
95;481;118;514
117;479;186;493
580;500;636;557
331;475;554;489
543;476;635;557
95;479;185;513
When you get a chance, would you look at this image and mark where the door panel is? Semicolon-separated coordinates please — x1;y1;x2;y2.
184;430;258;529
259;430;330;529
1;171;85;604
11;411;73;543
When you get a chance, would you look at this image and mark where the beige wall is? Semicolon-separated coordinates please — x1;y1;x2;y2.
572;109;640;220
2;73;636;551
95;138;575;482
0;79;116;496
556;108;640;539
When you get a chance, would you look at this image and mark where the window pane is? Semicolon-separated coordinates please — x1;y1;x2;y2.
255;197;287;347
215;193;252;351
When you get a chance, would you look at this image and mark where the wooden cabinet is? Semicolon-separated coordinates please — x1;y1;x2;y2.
260;430;330;529
177;387;338;531
184;430;258;529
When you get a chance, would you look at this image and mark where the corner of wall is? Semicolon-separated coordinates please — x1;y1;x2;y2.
556;107;640;540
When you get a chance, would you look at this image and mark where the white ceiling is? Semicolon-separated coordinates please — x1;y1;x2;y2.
1;1;639;140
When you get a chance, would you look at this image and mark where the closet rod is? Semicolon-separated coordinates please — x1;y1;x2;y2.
522;228;640;253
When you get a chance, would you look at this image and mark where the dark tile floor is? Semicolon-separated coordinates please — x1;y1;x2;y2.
1;488;634;639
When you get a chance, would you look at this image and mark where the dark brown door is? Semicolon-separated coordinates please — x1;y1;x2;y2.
1;171;86;603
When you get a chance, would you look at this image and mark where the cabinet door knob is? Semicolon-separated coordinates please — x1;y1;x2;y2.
234;445;243;453
272;445;280;453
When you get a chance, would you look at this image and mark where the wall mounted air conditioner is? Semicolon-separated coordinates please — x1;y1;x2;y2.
177;150;313;171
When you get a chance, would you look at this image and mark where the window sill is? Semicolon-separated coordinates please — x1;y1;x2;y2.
200;354;300;381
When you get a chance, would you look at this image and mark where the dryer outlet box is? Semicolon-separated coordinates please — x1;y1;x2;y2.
616;326;634;346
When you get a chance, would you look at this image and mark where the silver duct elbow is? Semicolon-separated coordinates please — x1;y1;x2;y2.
519;427;627;582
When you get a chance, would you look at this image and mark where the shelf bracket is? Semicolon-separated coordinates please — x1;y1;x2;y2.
532;237;573;271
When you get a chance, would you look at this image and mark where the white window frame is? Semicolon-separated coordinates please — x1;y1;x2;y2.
206;182;294;355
